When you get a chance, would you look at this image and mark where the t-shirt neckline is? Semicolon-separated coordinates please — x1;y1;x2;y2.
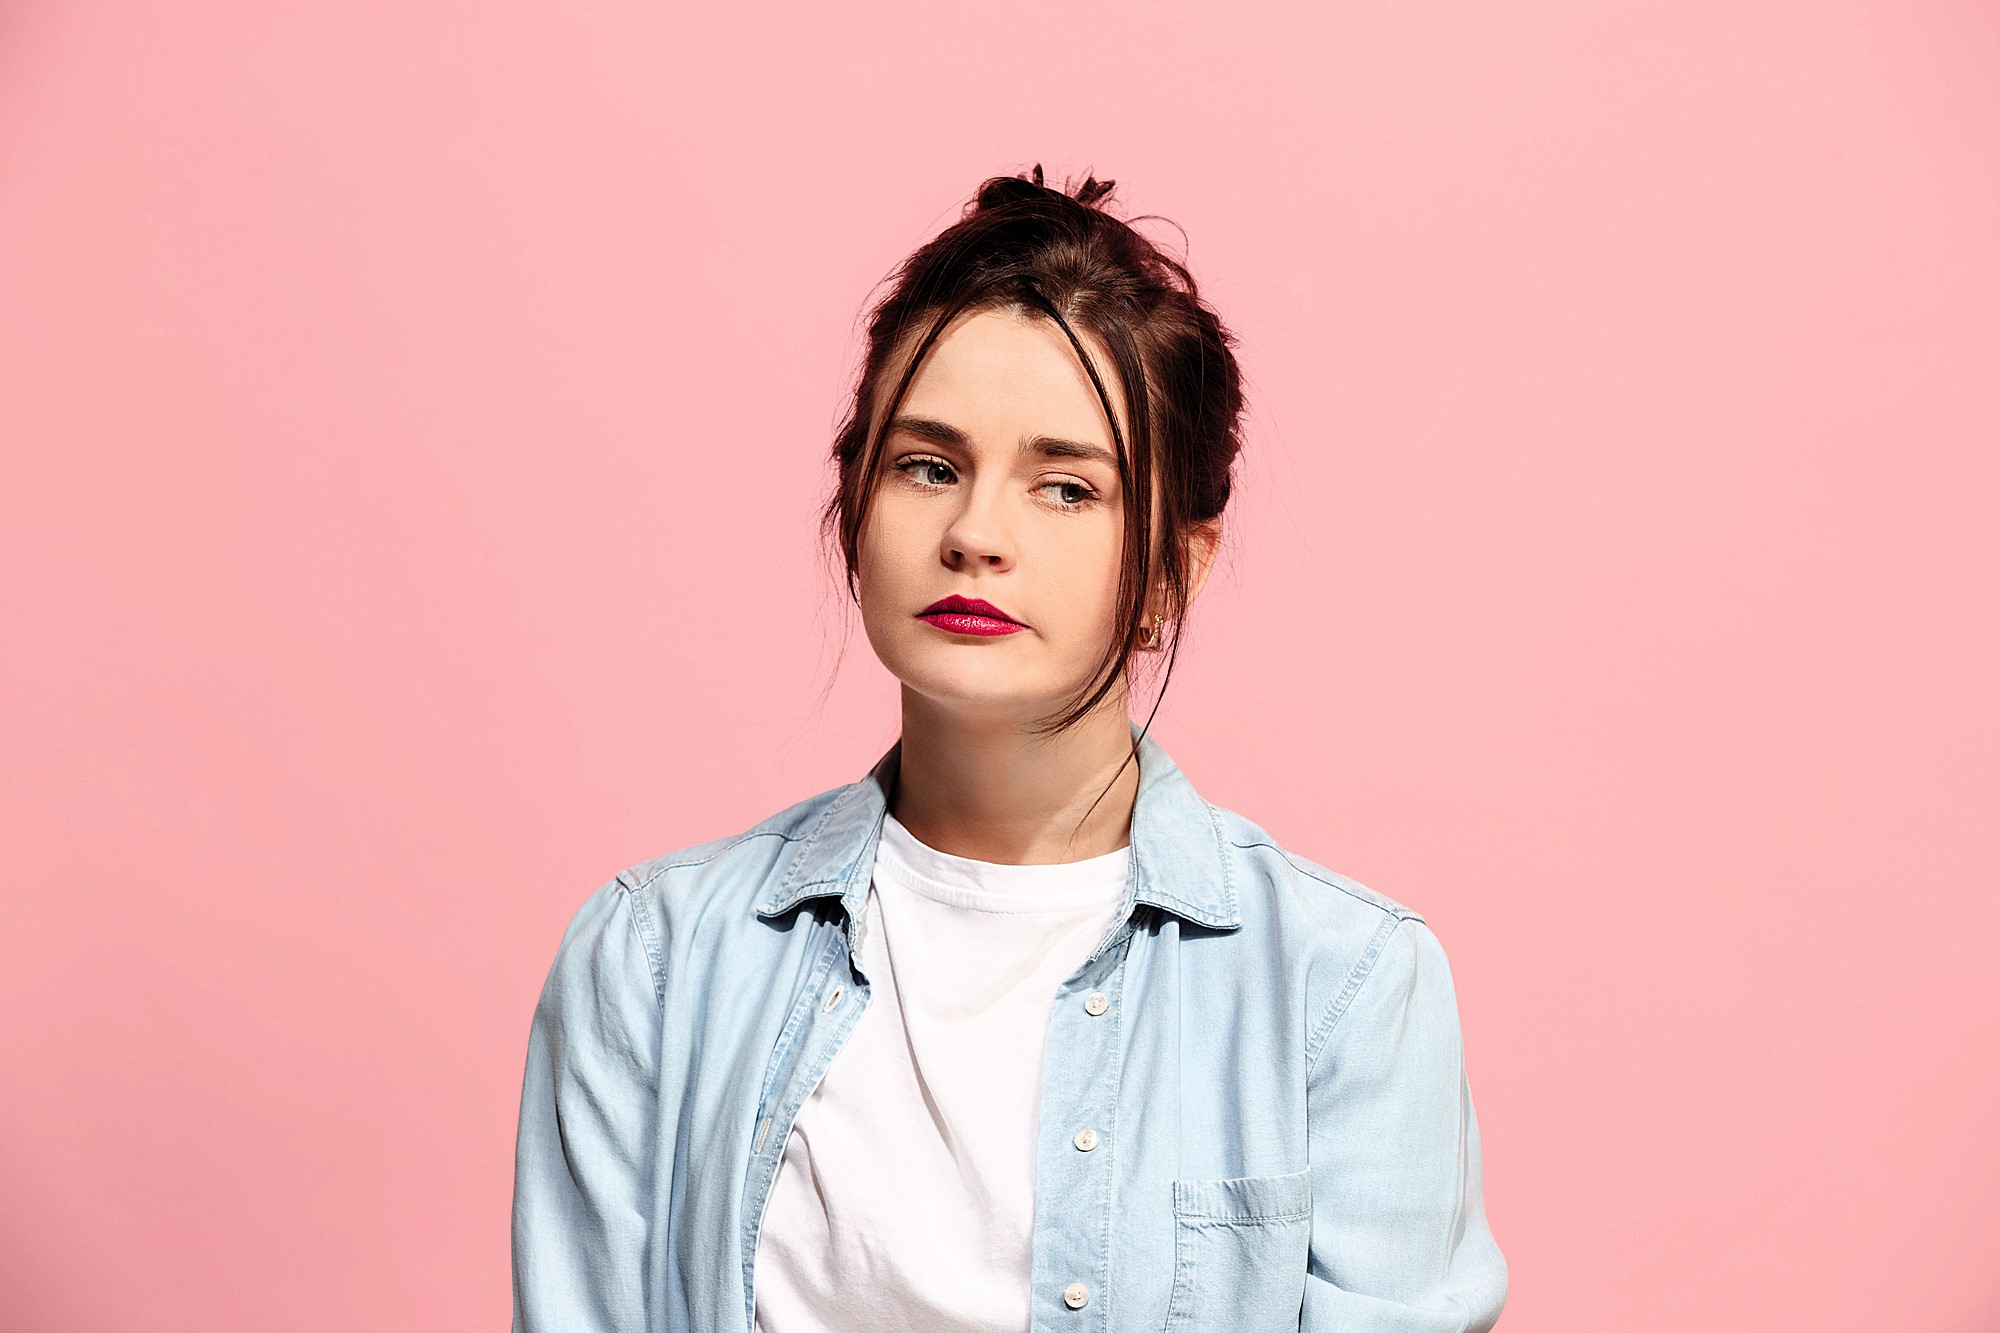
873;810;1132;915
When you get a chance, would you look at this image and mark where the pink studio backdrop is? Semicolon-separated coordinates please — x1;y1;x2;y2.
3;1;1996;1329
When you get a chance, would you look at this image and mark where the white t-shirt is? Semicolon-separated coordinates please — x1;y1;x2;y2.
751;809;1132;1333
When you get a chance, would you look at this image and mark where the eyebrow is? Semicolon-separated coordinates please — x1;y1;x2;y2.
886;414;1121;471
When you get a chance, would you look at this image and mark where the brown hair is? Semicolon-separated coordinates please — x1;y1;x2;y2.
819;165;1247;766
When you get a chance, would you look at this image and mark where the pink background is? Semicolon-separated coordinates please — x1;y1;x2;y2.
4;1;1997;1328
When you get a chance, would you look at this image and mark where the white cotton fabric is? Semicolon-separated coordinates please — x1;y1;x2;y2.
751;808;1132;1333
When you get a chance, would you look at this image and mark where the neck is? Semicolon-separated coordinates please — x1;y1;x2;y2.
887;687;1141;865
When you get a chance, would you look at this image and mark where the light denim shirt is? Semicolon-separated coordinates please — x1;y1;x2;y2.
511;722;1507;1331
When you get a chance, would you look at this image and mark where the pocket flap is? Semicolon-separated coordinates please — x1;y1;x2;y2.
1172;1166;1313;1224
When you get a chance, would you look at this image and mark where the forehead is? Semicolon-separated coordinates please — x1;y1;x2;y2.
884;307;1131;450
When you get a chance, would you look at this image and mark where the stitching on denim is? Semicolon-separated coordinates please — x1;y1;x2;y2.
779;783;861;894
742;928;863;1322
1232;838;1425;925
1137;802;1238;927
742;935;843;1318
1161;1215;1194;1330
1143;888;1236;927
629;828;797;892
1172;1171;1315;1224
1304;914;1404;1078
1200;799;1243;926
1095;928;1137;1331
1175;1205;1313;1224
752;923;838;1112
616;875;668;1009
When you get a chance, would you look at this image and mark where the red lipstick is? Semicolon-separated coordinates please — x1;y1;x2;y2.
916;593;1028;637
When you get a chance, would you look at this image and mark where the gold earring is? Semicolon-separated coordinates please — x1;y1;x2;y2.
1140;613;1165;649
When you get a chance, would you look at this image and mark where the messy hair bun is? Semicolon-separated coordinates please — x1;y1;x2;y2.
974;162;1120;211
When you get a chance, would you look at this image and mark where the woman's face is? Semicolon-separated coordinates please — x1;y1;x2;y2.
856;306;1145;726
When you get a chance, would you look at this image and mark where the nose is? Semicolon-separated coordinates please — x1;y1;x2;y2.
941;480;1015;569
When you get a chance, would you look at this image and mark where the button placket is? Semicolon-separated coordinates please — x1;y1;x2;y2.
742;926;872;1322
1028;943;1131;1327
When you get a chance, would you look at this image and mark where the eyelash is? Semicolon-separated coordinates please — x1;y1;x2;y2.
891;454;1103;513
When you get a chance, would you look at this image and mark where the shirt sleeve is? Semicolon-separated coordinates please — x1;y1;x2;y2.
1301;916;1509;1331
511;875;665;1333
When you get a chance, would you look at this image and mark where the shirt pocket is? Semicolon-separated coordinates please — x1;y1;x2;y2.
1161;1166;1313;1332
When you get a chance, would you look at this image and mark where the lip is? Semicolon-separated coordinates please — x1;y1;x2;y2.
916;593;1028;637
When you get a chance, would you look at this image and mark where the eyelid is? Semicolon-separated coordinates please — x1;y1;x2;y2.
897;453;1095;484
892;453;955;483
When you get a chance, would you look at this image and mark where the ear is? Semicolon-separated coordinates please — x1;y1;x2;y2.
1181;517;1225;609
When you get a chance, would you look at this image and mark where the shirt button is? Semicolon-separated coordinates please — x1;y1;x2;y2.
823;984;845;1012
1073;1127;1100;1152
1083;991;1109;1016
1062;1282;1090;1309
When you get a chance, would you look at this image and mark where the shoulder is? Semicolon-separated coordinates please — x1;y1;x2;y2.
1207;801;1427;932
1204;802;1456;1053
532;781;859;1011
610;778;850;909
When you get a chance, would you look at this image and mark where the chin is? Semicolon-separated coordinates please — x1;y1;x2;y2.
898;659;1069;716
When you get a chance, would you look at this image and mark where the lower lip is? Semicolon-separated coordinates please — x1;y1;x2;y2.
917;612;1027;637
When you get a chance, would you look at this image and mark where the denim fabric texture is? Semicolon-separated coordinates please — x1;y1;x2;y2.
511;721;1508;1331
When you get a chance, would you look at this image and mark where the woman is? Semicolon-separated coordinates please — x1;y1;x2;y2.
511;166;1508;1332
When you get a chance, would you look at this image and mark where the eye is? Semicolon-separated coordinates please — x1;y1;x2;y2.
891;454;1102;512
891;454;957;490
1037;478;1101;511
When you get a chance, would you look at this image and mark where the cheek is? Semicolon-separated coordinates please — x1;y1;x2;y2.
854;542;895;614
857;499;921;579
855;499;941;615
1046;523;1128;621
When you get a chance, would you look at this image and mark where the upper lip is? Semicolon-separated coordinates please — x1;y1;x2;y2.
918;594;1025;626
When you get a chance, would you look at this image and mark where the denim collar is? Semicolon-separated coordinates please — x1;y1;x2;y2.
753;720;1242;932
